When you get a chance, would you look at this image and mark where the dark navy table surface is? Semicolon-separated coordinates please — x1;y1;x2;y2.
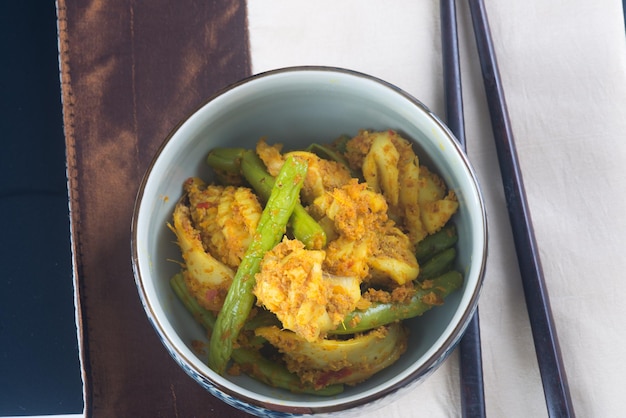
0;2;83;416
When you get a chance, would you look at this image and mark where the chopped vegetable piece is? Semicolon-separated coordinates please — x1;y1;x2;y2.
415;224;458;263
419;247;457;281
256;322;407;388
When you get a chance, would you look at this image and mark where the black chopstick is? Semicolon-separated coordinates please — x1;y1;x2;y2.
440;1;487;417
467;1;575;416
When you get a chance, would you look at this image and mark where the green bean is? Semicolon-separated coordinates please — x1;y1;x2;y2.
231;347;344;396
171;273;275;338
170;273;216;331
239;150;326;249
208;155;307;375
236;150;272;195
329;270;463;335
205;147;246;174
415;224;458;263
419;247;456;281
243;309;281;331
332;134;351;153
305;142;358;177
172;272;275;334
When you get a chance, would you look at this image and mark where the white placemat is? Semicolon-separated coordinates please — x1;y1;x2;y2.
247;1;626;416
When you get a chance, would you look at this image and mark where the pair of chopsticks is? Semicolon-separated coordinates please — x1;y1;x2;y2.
440;1;576;417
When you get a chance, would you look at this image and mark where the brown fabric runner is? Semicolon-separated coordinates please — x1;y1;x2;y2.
57;1;253;415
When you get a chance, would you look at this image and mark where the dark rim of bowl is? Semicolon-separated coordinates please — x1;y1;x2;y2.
131;65;488;416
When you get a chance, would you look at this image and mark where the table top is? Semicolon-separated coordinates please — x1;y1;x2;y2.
0;2;82;416
5;1;626;417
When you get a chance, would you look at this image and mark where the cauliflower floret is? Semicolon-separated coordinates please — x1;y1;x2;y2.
323;226;419;285
184;177;262;268
417;166;459;235
312;179;388;240
369;224;420;285
254;238;361;342
345;130;458;243
169;203;234;311
323;236;372;280
396;147;423;243
313;180;419;285
346;130;421;241
256;138;353;205
285;150;353;204
256;137;285;176
361;132;400;206
345;130;411;176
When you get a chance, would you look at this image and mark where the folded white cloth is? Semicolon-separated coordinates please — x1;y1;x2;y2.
248;1;626;416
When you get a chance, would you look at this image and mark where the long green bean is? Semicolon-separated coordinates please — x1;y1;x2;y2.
419;247;456;280
231;348;344;395
208;155;307;375
305;142;359;178
170;273;216;331
239;150;326;250
205;147;246;174
329;270;463;335
415;224;458;263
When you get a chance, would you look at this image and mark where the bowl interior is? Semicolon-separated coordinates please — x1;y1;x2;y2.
132;67;486;414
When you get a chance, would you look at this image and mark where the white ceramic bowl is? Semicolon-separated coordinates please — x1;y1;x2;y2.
132;66;487;417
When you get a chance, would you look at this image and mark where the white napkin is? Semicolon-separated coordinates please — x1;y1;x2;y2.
247;1;626;416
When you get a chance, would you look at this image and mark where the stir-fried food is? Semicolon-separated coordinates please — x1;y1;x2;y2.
184;177;263;269
169;129;463;394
